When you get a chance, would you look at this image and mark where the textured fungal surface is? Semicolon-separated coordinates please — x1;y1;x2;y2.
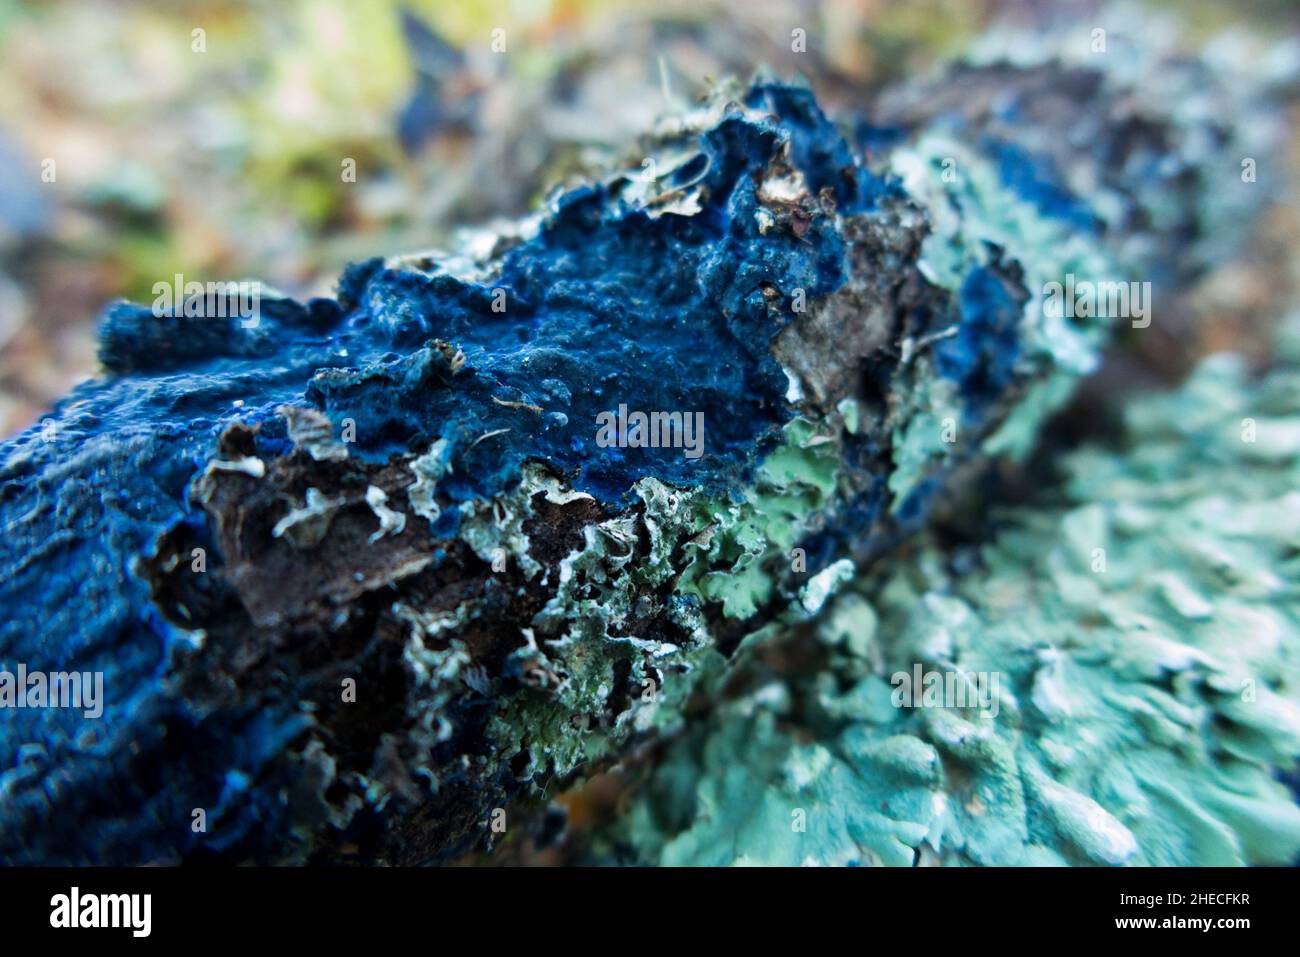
0;8;1297;869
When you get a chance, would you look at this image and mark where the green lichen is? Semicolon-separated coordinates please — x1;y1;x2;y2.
594;345;1300;866
479;414;852;782
887;365;964;508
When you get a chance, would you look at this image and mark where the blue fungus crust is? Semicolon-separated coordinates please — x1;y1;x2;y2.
933;259;1029;418
744;81;899;212
98;85;889;508
0;80;900;863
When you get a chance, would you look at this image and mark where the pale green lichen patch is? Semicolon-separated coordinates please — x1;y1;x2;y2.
457;462;597;580
887;363;963;509
476;415;857;786
633;416;847;622
406;438;451;528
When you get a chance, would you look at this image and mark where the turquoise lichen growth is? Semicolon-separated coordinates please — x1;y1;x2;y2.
596;343;1300;866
